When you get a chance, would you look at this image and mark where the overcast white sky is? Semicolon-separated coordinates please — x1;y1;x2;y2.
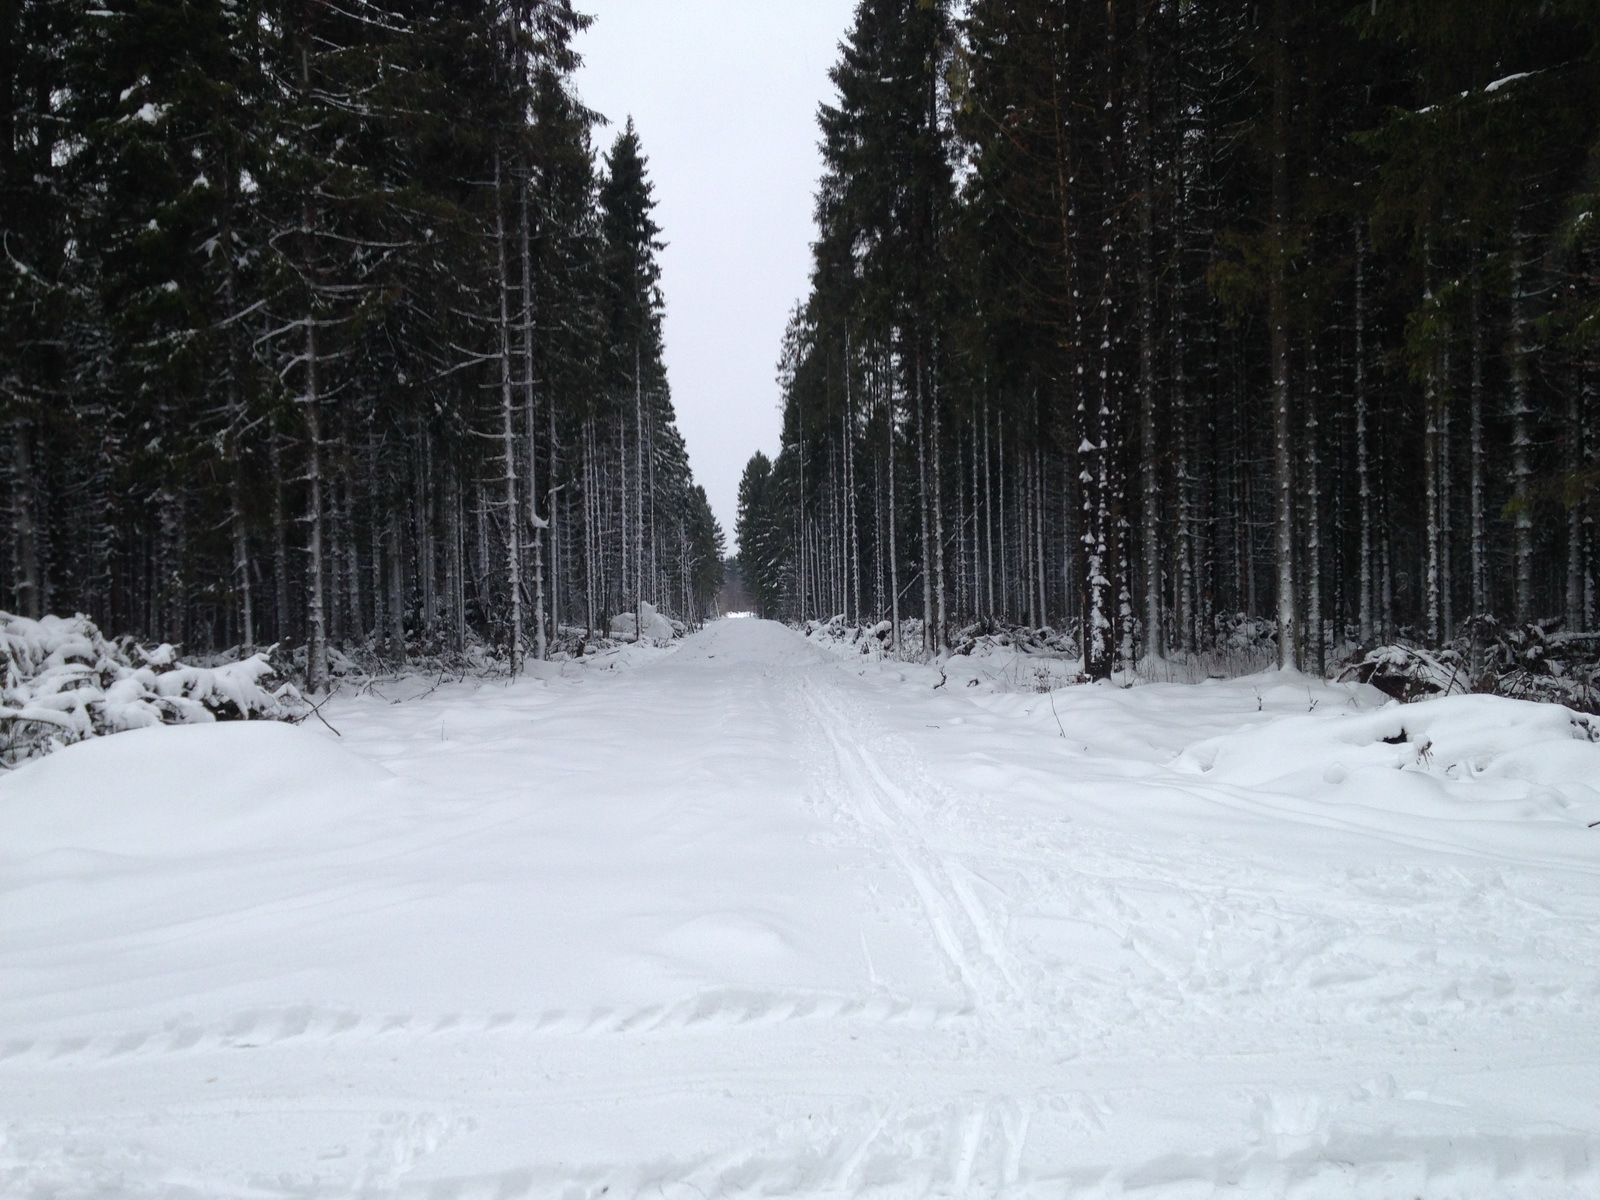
573;0;857;543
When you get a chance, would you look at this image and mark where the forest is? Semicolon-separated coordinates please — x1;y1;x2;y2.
737;0;1600;684
1;0;724;692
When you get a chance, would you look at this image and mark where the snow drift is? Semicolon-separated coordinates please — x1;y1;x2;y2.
0;720;396;860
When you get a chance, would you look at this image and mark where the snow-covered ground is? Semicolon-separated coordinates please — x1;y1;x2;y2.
4;618;1600;1198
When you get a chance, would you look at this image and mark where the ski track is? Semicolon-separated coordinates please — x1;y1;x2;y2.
4;620;1600;1197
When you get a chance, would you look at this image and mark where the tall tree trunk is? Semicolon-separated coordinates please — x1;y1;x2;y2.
983;399;995;620
635;343;645;617
1424;308;1442;643
582;420;595;636
1137;0;1161;661
384;505;405;666
304;317;328;694
495;155;522;676
1174;151;1195;657
1567;368;1586;630
1269;0;1297;669
1355;224;1373;644
1440;337;1454;640
519;161;547;662
931;363;948;650
887;370;900;652
9;413;41;618
229;462;255;652
1033;443;1048;628
1304;335;1323;673
915;354;933;653
270;419;290;646
1509;228;1534;623
549;404;560;643
847;338;861;624
1469;253;1488;618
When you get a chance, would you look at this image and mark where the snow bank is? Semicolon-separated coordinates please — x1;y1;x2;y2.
0;612;300;765
1176;692;1600;826
607;600;678;645
0;720;395;859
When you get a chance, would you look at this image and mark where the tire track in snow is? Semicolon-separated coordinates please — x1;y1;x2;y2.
0;991;973;1067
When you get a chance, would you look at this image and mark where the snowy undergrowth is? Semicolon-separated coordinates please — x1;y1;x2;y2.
803;614;1271;694
0;613;301;767
804;612;1600;713
803;615;1088;693
273;611;689;711
1345;620;1600;713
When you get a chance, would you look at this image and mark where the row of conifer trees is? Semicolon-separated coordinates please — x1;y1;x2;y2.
737;0;1600;677
2;0;723;690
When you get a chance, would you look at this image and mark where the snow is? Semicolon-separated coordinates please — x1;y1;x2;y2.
1485;71;1535;94
4;618;1600;1197
607;599;679;644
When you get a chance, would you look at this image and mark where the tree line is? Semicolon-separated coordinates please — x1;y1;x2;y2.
737;0;1600;678
2;0;723;691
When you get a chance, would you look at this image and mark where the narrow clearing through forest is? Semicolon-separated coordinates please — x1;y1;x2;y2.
4;618;1599;1197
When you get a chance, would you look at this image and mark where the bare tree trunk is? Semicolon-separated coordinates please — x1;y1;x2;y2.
270;419;290;645
1567;369;1586;630
620;372;631;634
1137;0;1161;660
230;468;255;652
1174;169;1195;657
1424;318;1442;643
983;399;995;620
8;413;41;618
998;413;1010;620
846;336;861;624
1269;0;1297;670
968;408;981;621
635;344;644;618
494;156;522;676
886;366;900;652
304;318;329;694
1355;224;1373;644
419;440;437;633
915;354;933;653
932;366;948;650
385;509;405;666
1583;361;1597;629
328;478;346;648
1509;229;1534;623
1033;444;1047;628
1023;451;1038;629
1305;335;1323;674
347;478;364;642
1440;337;1454;640
518;163;547;662
1469;253;1488;617
549;404;560;642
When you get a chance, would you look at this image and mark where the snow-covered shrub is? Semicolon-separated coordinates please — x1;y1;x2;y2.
0;613;302;766
1212;612;1278;654
1340;643;1470;703
1339;619;1600;713
1466;615;1600;714
609;601;678;646
947;620;1080;658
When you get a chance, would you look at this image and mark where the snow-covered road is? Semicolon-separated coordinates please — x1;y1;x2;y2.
4;618;1600;1197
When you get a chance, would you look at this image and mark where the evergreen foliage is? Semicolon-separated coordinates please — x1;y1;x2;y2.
1;0;724;686
738;0;1600;677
